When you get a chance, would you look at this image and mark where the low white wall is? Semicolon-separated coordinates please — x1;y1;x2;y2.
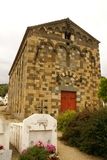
10;122;23;152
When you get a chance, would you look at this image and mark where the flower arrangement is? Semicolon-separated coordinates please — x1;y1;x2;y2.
20;141;59;160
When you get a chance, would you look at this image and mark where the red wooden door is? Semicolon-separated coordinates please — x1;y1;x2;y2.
61;91;76;112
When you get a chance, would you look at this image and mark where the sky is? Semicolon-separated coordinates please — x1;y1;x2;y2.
0;0;107;83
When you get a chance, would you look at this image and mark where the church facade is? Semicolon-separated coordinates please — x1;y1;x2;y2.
8;18;101;118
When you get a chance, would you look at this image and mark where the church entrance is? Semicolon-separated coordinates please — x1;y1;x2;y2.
61;91;76;112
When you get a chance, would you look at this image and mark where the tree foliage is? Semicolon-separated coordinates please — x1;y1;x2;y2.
0;84;8;97
98;77;107;102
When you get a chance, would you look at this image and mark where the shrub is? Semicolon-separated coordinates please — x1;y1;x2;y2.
57;110;77;131
62;109;91;146
79;108;107;158
19;145;48;160
62;108;107;158
19;141;59;160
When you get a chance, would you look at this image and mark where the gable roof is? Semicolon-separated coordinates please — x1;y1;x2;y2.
28;18;99;42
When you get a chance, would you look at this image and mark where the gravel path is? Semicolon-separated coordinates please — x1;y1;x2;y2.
57;132;103;160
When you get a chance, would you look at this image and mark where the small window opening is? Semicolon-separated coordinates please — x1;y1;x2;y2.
64;31;71;45
65;31;71;40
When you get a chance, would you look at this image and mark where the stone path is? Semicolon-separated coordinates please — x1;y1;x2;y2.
57;132;103;160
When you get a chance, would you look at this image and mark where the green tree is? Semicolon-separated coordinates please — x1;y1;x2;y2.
0;84;8;97
98;77;107;103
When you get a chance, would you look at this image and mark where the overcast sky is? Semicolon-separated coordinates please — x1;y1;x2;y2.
0;0;107;83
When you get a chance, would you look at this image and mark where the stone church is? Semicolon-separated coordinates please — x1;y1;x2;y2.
8;18;101;119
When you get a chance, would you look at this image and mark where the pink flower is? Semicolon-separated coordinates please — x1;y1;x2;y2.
46;144;56;153
34;141;56;153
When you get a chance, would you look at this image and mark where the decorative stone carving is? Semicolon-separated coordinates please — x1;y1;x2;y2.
56;71;83;86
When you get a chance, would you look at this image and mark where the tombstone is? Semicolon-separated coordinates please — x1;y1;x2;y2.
10;114;57;153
